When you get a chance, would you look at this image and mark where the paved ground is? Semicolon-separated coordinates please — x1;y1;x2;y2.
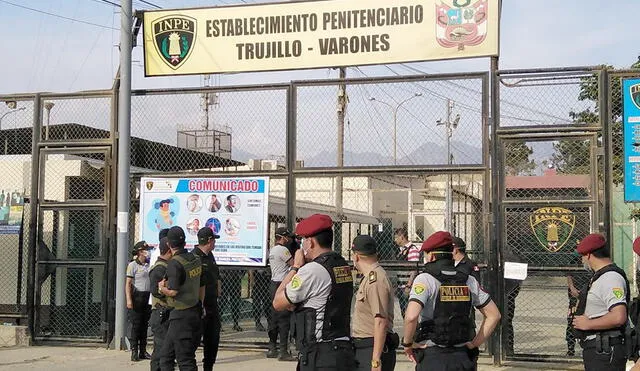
0;345;602;370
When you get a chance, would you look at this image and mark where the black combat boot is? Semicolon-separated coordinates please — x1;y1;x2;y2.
131;347;140;362
266;342;278;358
278;349;295;362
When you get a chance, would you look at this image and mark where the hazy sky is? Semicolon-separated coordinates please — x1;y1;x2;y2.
0;0;638;165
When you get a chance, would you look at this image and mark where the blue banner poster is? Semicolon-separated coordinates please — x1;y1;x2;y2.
623;78;640;202
0;190;25;234
140;177;269;266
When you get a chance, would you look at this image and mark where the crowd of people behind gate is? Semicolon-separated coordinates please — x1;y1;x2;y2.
124;213;640;371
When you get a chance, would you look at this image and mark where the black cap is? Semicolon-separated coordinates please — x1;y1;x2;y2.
159;228;170;240
198;227;220;244
166;226;186;248
452;236;466;251
351;235;377;255
158;237;170;255
275;227;292;238
132;240;149;255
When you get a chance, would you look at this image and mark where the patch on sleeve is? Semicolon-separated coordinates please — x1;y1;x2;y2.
368;271;377;284
290;275;302;290
413;283;426;295
333;266;353;284
283;249;291;258
613;287;624;299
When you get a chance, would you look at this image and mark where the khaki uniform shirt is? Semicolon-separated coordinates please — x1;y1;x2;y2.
352;263;394;338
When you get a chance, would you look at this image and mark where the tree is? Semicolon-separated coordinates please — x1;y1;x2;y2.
504;141;536;176
551;62;633;185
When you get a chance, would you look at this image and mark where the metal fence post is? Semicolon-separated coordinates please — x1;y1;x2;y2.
114;0;132;351
489;56;503;366
27;93;42;339
286;83;297;232
600;69;612;239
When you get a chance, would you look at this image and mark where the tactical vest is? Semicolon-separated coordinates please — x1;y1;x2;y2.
150;259;169;308
317;252;354;340
573;264;630;340
166;253;202;310
416;259;473;346
294;252;353;347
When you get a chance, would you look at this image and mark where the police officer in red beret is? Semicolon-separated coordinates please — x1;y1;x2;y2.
571;233;629;371
273;214;356;370
402;231;501;371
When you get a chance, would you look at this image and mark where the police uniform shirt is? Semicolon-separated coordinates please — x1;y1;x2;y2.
352;264;394;338
284;261;332;342
584;270;627;319
269;244;292;282
193;247;219;308
409;272;490;345
455;256;481;282
127;260;151;292
150;257;168;304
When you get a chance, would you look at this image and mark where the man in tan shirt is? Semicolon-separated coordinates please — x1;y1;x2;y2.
351;235;398;371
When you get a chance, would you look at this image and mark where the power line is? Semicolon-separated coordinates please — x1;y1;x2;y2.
0;0;118;30
136;0;162;9
88;0;121;7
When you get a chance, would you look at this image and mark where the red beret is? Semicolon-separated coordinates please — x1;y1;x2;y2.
576;233;606;255
633;237;640;256
295;214;333;237
421;231;453;252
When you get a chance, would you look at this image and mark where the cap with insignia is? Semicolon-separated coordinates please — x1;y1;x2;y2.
351;235;377;255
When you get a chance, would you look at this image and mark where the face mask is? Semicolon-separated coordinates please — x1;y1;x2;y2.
145;256;151;264
300;238;308;256
583;261;593;273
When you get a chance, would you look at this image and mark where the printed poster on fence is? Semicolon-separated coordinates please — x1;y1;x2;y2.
0;190;24;234
140;177;269;266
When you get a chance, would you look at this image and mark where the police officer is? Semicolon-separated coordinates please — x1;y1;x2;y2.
193;227;222;371
351;235;397;371
126;240;152;362
452;236;480;282
149;237;173;371
403;231;501;371
572;233;629;371
158;226;203;371
267;227;295;361
273;214;356;370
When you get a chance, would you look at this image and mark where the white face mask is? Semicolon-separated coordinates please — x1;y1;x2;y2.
301;238;308;256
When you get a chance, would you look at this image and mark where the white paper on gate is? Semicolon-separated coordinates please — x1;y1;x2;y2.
503;262;528;280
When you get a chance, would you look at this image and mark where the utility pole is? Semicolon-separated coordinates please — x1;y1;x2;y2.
335;67;346;252
114;0;132;351
437;99;460;232
370;93;422;165
44;102;54;140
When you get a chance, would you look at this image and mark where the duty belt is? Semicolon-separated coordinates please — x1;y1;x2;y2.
579;330;623;354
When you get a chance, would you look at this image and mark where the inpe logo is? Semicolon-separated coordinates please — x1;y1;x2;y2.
151;15;197;70
530;207;575;253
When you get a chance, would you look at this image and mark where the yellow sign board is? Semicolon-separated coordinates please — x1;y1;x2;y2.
142;0;499;76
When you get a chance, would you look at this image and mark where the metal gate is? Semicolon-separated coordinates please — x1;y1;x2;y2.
30;92;115;342
494;67;608;362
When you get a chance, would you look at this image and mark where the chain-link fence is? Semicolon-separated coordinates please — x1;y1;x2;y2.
0;96;34;324
495;68;606;362
5;66;639;365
